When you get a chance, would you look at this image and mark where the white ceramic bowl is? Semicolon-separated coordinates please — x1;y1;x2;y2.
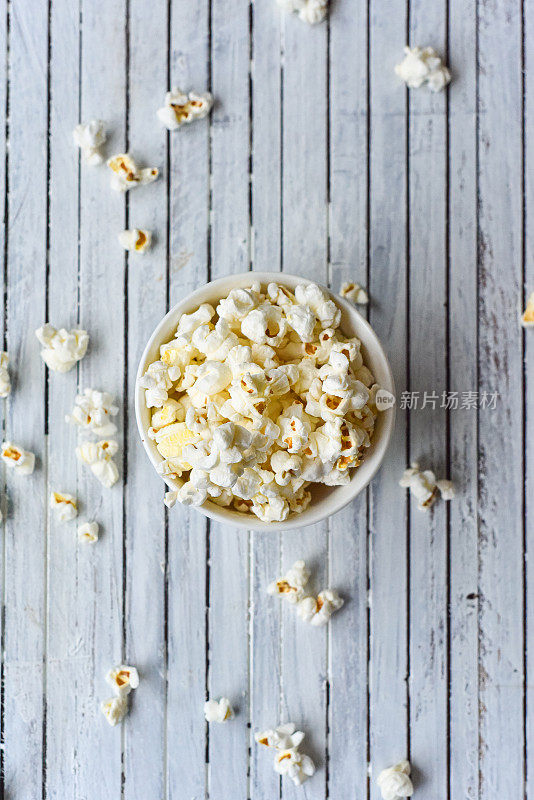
135;272;395;530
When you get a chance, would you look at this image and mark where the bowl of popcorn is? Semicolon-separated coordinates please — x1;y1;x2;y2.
135;273;395;530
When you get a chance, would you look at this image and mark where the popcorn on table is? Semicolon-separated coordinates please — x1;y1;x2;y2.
277;0;328;25
267;559;310;604
399;461;455;511
377;760;414;800
157;89;213;130
78;520;99;543
340;282;369;305
522;292;534;328
50;491;78;522
297;588;344;626
0;351;10;397
66;388;119;437
72;119;106;165
107;153;158;192
35;324;89;373
118;228;152;253
395;46;451;92
1;442;35;475
101;695;128;727
102;664;139;726
76;439;119;488
140;281;384;523
255;722;315;786
204;697;234;723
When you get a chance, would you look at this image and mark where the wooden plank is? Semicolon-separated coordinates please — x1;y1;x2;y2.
165;2;211;798
122;0;168;796
447;0;479;795
367;0;409;792
281;8;328;800
477;0;525;795
3;1;48;795
407;3;449;797
327;0;370;796
249;2;282;798
207;2;251;797
74;0;127;793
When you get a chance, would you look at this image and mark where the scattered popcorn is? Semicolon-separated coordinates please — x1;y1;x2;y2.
157;88;213;130
118;228;152;253
66;388;119;437
101;694;128;727
521;292;534;327
143;281;384;522
204;697;234;723
255;723;305;750
377;761;414;800
267;559;310;604
106;665;139;695
107;153;158;192
277;0;328;25
76;439;119;488
399;461;455;511
1;442;35;475
50;491;78;522
297;589;344;626
35;324;89;373
0;352;10;397
72;119;106;165
340;282;369;305
274;747;316;786
395;46;451;92
78;521;99;543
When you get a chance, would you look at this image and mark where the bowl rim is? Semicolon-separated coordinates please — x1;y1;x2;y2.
135;271;396;530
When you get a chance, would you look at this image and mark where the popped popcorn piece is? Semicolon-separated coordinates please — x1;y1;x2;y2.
157;88;213;130
107;153;158;192
204;697;234;723
274;747;316;786
66;388;119;437
78;520;99;543
0;352;10;397
521;292;534;327
297;589;344;626
101;694;128;727
340;282;369;305
106;665;139;695
1;442;35;475
395;46;451;92
118;228;152;253
255;723;305;750
399;461;455;511
76;439;119;488
35;324;89;373
140;360;180;408
277;0;328;25
73;119;106;165
50;491;78;522
267;559;310;604
164;490;179;508
377;760;414;800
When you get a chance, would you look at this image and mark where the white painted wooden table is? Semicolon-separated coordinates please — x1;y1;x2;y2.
1;0;531;797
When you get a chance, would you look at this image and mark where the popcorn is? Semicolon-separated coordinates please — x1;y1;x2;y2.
399;461;455;511
1;442;35;475
274;747;316;786
73;119;106;165
50;491;78;522
395;46;451;92
267;559;310;604
522;292;534;327
277;0;328;25
255;723;305;750
204;697;234;723
146;281;383;522
35;324;89;373
101;695;128;727
66;388;119;437
297;589;344;625
78;521;99;543
377;761;414;800
76;439;119;488
118;228;152;253
157;88;213;130
0;352;10;397
340;281;369;304
106;665;139;695
107;153;158;192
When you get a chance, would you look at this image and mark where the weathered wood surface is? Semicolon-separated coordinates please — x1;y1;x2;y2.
0;0;531;798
